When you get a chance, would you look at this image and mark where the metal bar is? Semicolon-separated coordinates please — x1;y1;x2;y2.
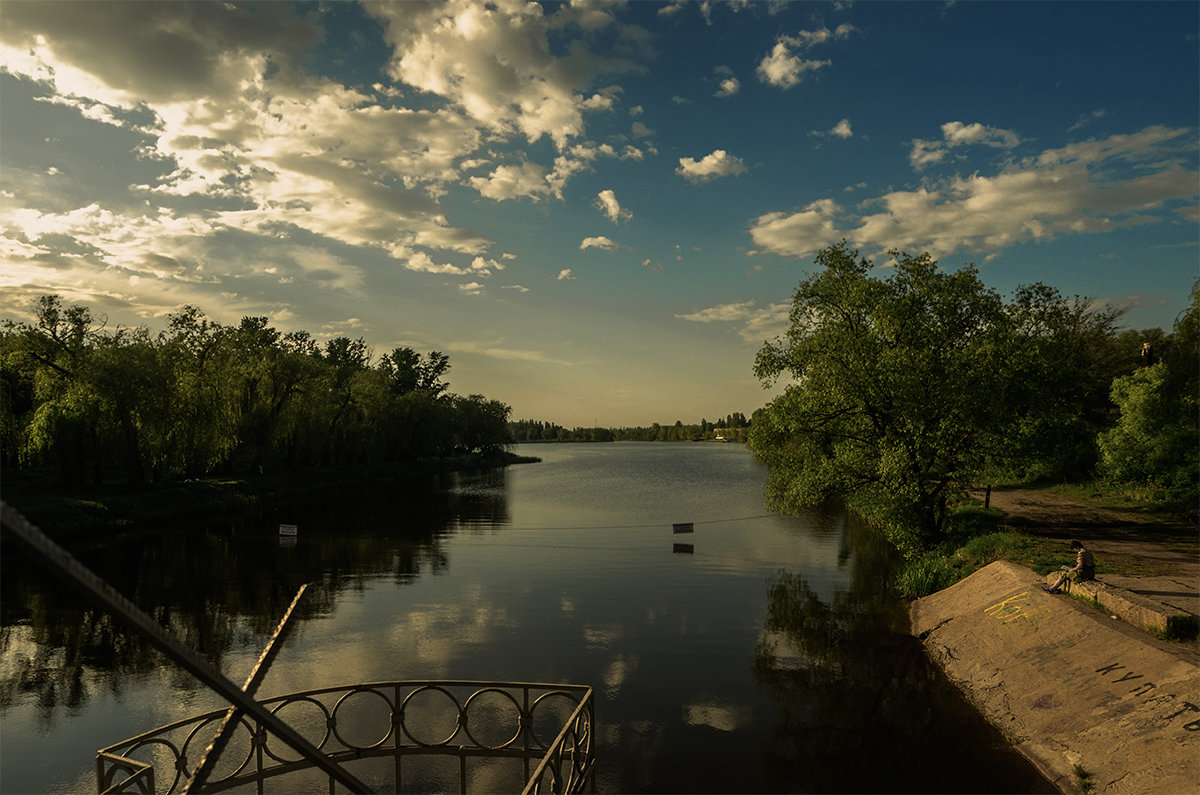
0;502;372;795
184;584;309;794
520;688;594;795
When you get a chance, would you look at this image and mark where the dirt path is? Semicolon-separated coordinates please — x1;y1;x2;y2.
972;486;1199;584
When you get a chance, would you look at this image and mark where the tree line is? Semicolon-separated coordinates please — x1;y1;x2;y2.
1;296;514;487
750;243;1198;558
509;413;751;443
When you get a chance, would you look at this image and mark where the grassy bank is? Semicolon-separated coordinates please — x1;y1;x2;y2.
2;451;539;544
895;486;1196;598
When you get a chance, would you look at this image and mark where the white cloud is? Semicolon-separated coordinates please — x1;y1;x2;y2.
676;300;791;342
0;1;515;282
677;150;747;182
830;118;853;139
748;199;842;258
403;251;469;275
580;236;618;252
470;256;505;275
595;189;632;223
557;268;576;280
910;121;1021;168
756;43;829;89
369;1;648;151
715;75;740;98
756;25;854;89
676;300;757;323
752;126;1198;260
469;162;552;201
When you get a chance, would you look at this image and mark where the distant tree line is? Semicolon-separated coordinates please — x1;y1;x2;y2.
1;296;514;486
751;243;1198;557
509;413;751;443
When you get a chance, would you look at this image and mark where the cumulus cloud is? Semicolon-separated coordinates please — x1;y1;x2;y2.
557;268;576;280
0;0;534;303
757;24;854;89
756;44;829;89
0;0;668;322
595;190;633;223
830;118;853;139
910;121;1021;168
677;150;747;182
580;236;618;252
714;67;741;97
749;199;842;258
751;126;1198;260
369;1;647;151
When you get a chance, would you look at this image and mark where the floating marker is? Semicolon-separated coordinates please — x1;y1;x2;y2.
279;524;298;537
672;522;694;534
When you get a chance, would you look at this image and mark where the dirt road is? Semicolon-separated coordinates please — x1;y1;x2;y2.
973;485;1198;583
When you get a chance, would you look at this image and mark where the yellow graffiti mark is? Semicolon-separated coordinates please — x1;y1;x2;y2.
984;591;1040;625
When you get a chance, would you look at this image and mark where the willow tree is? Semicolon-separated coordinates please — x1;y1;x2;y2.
751;243;1121;556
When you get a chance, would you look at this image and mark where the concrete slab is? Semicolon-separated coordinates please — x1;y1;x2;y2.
1041;573;1199;639
911;560;1200;795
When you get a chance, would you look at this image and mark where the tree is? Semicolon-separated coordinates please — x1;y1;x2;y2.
1098;283;1199;507
379;347;450;396
750;243;1122;556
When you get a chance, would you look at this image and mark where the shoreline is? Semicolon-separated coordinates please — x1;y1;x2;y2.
1;451;539;546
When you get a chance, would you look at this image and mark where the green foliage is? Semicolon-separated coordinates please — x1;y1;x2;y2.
751;242;1128;557
1073;764;1095;794
896;554;961;598
1;296;515;486
1098;283;1199;511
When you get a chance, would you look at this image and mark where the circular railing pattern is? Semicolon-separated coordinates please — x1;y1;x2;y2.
96;680;594;795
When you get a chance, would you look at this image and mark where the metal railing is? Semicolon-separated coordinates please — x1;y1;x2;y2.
96;680;595;795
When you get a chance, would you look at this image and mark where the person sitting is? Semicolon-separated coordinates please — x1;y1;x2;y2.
1043;540;1095;593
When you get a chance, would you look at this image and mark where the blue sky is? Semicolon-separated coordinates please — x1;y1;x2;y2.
2;1;1196;427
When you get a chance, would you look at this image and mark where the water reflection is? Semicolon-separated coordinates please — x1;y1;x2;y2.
0;470;506;730
2;447;1056;795
754;516;1055;794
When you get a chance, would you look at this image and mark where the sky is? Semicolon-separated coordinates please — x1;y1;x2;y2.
1;1;1197;428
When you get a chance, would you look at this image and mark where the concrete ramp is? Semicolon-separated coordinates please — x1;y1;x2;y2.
911;560;1199;794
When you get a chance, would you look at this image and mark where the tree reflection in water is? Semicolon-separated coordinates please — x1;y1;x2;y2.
0;468;507;732
753;517;1055;794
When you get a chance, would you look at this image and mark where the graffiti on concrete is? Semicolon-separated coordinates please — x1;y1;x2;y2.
1095;662;1200;732
983;591;1041;625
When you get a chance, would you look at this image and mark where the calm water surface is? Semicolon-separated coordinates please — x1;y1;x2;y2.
0;442;1052;793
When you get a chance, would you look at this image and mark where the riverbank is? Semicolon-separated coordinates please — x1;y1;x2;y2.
912;487;1199;793
1;451;539;544
912;560;1199;794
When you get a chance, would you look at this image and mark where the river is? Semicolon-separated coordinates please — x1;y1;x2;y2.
0;442;1052;793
